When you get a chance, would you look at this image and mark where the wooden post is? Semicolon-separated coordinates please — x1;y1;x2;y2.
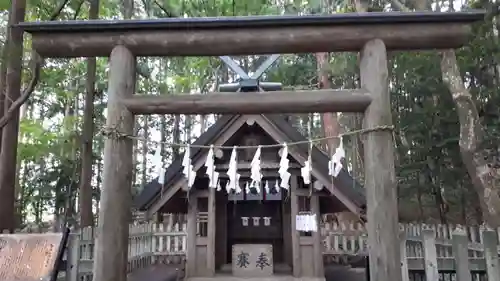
451;227;471;281
482;228;500;281
310;195;323;277
207;187;216;276
93;45;135;281
67;232;80;281
422;229;439;281
186;191;198;277
0;0;26;233
399;231;409;281
360;39;401;281
290;176;301;277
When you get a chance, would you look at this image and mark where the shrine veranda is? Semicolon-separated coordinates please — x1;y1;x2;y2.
18;11;485;281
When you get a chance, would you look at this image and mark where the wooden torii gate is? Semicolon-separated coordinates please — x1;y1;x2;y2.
18;11;484;281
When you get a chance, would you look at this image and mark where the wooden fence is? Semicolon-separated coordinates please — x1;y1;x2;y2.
61;219;499;281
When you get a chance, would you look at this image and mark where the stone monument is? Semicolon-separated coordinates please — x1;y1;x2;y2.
232;244;273;277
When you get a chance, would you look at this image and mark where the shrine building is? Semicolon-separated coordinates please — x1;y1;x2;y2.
135;114;366;281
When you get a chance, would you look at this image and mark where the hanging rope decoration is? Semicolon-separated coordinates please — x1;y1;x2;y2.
249;145;262;194
182;144;196;188
328;136;346;177
101;124;394;193
278;143;291;190
226;146;242;194
301;141;313;185
205;145;219;189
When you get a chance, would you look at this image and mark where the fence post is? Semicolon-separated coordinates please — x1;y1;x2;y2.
451;226;471;281
422;229;438;281
66;231;80;281
399;231;409;281
482;227;500;281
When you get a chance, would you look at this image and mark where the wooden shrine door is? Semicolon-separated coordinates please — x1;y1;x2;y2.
227;200;284;264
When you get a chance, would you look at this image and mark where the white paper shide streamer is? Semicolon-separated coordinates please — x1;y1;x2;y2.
278;144;291;189
226;147;241;194
153;149;166;184
328;137;345;177
264;180;270;194
301;143;312;185
205;145;219;189
249;146;262;193
182;145;196;188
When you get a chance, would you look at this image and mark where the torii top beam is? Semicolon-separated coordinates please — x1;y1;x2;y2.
17;11;485;58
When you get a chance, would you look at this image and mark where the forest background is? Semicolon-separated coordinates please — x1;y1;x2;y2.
0;0;497;232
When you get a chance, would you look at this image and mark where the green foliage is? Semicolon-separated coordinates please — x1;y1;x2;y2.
4;0;499;225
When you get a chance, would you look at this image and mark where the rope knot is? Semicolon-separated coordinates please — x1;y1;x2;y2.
100;126;127;139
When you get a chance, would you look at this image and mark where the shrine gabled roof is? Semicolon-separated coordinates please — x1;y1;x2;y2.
134;114;366;211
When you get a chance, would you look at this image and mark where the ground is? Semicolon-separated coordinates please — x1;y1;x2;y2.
127;264;366;281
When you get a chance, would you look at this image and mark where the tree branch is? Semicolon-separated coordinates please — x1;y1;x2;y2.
0;0;70;129
0;52;42;128
153;0;178;17
50;0;71;20
72;0;85;20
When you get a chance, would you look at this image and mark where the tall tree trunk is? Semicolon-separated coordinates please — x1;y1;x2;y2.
156;114;168;223
122;0;134;19
0;0;25;233
459;180;467;225
79;0;99;228
160;115;167;161
54;99;75;231
316;52;340;154
386;0;500;227
200;114;206;134
415;183;424;222
173;115;181;157
0;5;13;150
13;103;27;226
441;51;500;227
142;116;149;186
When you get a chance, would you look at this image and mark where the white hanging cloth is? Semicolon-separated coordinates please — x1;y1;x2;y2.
152;149;166;184
301;148;312;185
250;146;262;190
278;144;290;189
182;146;196;188
274;180;279;191
204;145;219;189
280;172;291;189
328;137;345;177
264;180;270;194
158;169;166;185
226;147;241;193
182;145;196;188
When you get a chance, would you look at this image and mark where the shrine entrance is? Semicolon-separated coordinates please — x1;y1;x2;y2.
225;195;288;269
